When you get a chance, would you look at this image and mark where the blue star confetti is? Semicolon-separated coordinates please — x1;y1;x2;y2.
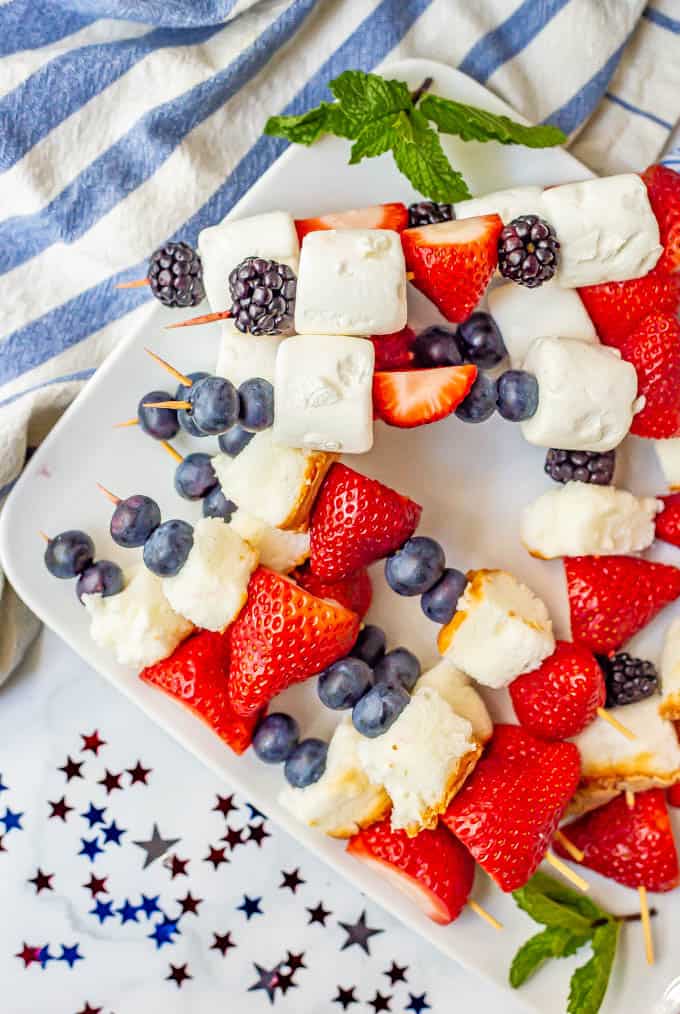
1;807;23;833
117;900;140;924
101;820;125;845
81;803;107;828
0;775;7;793
237;895;263;920
78;837;104;862
139;894;161;920
148;916;180;949
58;944;84;968
37;945;53;969
90;899;115;924
405;993;431;1014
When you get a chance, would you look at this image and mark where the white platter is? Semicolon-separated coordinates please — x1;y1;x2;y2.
2;59;679;1014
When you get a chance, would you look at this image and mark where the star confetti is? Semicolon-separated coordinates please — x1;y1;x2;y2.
405;994;431;1014
83;874;108;897
28;868;54;894
133;825;180;869
307;901;332;926
127;761;151;786
222;826;245;850
210;931;236;957
139;894;161;919
117;900;140;924
248;962;284;1004
283;951;306;973
339;911;383;954
333;985;359;1009
90;899;115;924
101;820;125;845
176;891;202;916
246;803;266;821
16;943;39;967
97;769;123;794
0;775;7;792
1;807;23;833
58;756;83;781
213;794;237;818
237;895;262;920
48;796;73;821
204;844;228;870
166;962;192;988
81;803;107;828
279;868;305;893
78;837;104;863
75;1004;102;1014
58;944;83;968
247;823;271;847
0;835;5;854
164;854;190;878
80;730;106;755
384;962;408;985
368;991;392;1012
148;916;180;949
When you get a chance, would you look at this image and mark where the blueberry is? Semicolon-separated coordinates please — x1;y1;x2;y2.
189;376;240;436
421;568;467;624
176;372;209;438
202;486;237;521
457;312;506;369
284;738;328;788
174;453;217;501
238;378;275;433
373;647;421;692
44;530;94;578
496;369;539;422
455;372;497;423
137;390;179;441
318;657;372;710
413;326;463;368
352;682;410;738
218;425;255;457
143;519;194;577
384;537;445;596
76;560;124;602
253;713;299;763
350;625;386;667
110;494;161;548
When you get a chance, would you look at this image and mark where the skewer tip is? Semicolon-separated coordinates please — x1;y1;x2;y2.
554;829;585;864
467;899;503;931
114;418;139;429
116;278;149;289
96;482;121;505
545;851;589;892
159;441;184;464
164;309;231;330
142;400;191;410
144;348;193;387
596;707;636;741
639;885;655;965
39;530;50;543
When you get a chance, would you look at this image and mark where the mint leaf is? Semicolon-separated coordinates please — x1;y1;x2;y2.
392;109;470;203
522;872;608;924
510;927;590;988
567;921;619;1014
512;884;594;935
329;70;411;126
349;121;400;164
420;94;566;148
264;103;355;146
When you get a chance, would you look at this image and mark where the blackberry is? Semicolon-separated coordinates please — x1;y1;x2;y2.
408;201;455;227
148;242;204;308
599;652;659;708
545;448;616;486
498;215;559;288
229;257;296;336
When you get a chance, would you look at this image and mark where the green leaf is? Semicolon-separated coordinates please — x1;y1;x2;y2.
512;887;594;936
329;70;412;125
567;921;620;1014
391;109;471;203
510;927;590;988
264;103;356;145
349;121;400;164
517;872;609;924
419;94;567;148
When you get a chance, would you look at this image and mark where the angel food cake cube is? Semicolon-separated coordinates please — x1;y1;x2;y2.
454;185;548;225
438;569;554;688
295;229;407;336
273;334;374;454
660;617;680;721
229;510;309;573
416;659;493;743
655;439;680;490
216;320;283;386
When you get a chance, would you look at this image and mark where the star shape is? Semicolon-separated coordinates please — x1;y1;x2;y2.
76;1005;102;1014
127;760;152;786
339;911;383;954
79;837;104;862
333;986;358;1009
90;899;115;924
138;894;161;919
204;844;228;869
48;796;73;821
176;891;202;916
58;943;83;968
58;756;84;781
368;991;392;1012
133;824;180;869
248;823;271;847
405;993;431;1014
210;931;236;956
213;793;238;818
0;835;5;853
117;900;140;924
15;943;39;967
384;961;408;985
0;774;7;792
1;807;23;833
102;820;125;845
237;895;262;920
283;951;306;973
222;826;245;850
279;868;305;893
81;730;106;755
81;803;107;828
277;970;297;995
164;853;190;878
248;962;283;1003
246;802;266;820
83;874;108;897
166;962;192;988
36;945;53;968
307;901;332;926
28;868;54;894
148;916;180;949
97;769;123;794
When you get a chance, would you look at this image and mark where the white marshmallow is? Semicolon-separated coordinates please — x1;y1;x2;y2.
198;210;300;313
488;280;597;367
229;510;309;573
273;334;374;454
521;482;661;560
542;174;662;287
357;686;479;835
215;320;282;387
438;569;554;689
521;337;639;452
162;518;257;632
278;718;389;838
655;439;680;490
295;229;407;336
660;617;680;721
416;659;493;743
83;566;193;669
454;185;548;224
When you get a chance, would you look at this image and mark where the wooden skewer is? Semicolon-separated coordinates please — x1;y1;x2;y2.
145;348;193;387
406;271;415;281
545;851;589;892
114;418;139;429
143;400;191;410
96;483;121;505
159;441;183;464
554;829;585;863
165;309;231;330
116;278;149;289
467;899;503;930
626;789;635;809
596;707;636;741
39;531;50;543
639;885;654;965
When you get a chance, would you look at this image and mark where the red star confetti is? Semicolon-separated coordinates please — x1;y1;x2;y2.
15;943;39;967
213;794;238;818
83;874;108;898
127;761;151;786
97;769;123;794
204;845;228;870
80;730;106;755
210;931;236;957
166;962;192;988
164;854;190;879
58;757;83;782
48;796;73;822
76;1005;102;1014
176;891;202;916
28;869;54;894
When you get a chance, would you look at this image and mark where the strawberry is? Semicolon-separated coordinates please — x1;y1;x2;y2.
372;365;477;428
578;272;680;349
510;640;605;741
443;724;580;892
642;163;680;274
310;463;421;581
228;567;359;716
555;789;679;892
655;492;680;548
667;783;680;808
565;555;680;656
402;214;503;323
347;817;474;925
370;326;417;371
293;563;372;619
619;312;680;438
295;202;408;243
139;629;258;754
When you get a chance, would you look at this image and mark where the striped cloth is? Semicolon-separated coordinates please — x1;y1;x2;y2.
0;0;678;681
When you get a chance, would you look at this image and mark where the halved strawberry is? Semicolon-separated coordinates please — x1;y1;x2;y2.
373;365;477;428
655;492;680;548
295;202;408;243
578;272;680;349
347;817;474;925
667;782;680;808
620;312;680;438
402;214;503;323
642;164;680;274
293;563;372;619
370;326;417;371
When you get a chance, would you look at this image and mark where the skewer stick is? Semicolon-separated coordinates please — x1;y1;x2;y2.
114;418;139;429
545;851;589;892
554;830;585;863
116;278;149;289
165;309;231;330
406;271;415;281
159;441;183;464
467;899;503;930
639;885;654;965
144;348;193;387
143;400;191;410
96;483;121;505
596;707;636;741
39;531;50;543
626;790;635;810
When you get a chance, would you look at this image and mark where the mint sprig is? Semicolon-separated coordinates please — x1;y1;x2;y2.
264;70;566;202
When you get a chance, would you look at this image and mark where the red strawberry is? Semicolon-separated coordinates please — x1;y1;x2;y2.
578;272;680;349
667;783;680;808
402;214;503;323
655;492;680;548
443;724;580;892
347;817;474;925
293;563;372;619
565;555;680;656
619;312;680;438
373;365;477;428
555;789;679;892
370;326;417;371
510;640;605;741
642;163;680;274
140;629;258;754
310;463;421;581
295;202;408;243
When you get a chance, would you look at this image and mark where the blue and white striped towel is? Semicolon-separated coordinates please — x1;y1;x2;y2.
1;0;679;680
